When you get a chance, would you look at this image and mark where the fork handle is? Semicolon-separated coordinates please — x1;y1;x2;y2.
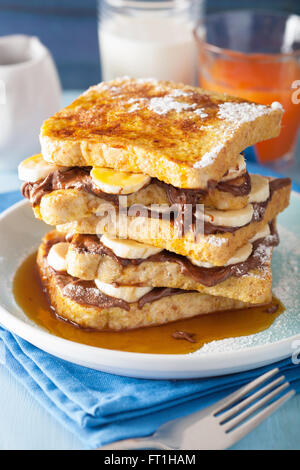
98;437;171;450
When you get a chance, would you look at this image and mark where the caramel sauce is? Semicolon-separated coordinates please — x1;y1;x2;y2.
13;252;285;355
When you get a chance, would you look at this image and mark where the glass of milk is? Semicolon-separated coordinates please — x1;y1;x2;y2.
98;0;203;85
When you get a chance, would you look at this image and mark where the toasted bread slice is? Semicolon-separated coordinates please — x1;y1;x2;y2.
57;178;291;266
40;78;283;189
61;231;274;304
30;171;254;225
37;236;253;331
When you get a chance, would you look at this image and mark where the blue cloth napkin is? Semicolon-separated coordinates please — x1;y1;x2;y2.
0;166;299;449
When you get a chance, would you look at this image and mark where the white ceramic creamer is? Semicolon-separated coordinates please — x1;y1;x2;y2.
0;35;61;170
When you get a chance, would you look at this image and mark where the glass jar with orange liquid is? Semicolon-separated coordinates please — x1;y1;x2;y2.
194;10;300;167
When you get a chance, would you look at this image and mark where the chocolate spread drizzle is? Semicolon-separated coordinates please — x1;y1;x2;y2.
22;166;251;208
45;222;279;310
172;331;196;343
44;237;185;310
22;167;119;207
160;171;251;205
214;171;251;196
45;217;279;310
198;177;290;235
137;287;188;308
72;221;279;288
24;169;291;236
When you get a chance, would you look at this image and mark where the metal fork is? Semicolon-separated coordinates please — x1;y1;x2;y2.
99;368;295;450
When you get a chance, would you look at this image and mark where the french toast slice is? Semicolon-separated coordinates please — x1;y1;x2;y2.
62;230;275;304
56;178;291;266
37;235;254;331
40;78;283;189
29;170;252;225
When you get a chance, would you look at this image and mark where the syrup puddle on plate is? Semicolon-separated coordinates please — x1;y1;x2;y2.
13;252;284;355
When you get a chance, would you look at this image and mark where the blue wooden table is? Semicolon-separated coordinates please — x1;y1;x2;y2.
0;91;300;450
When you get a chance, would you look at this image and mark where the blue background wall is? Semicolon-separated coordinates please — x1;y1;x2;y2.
0;0;299;89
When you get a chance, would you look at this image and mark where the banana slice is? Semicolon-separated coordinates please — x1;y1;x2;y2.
101;234;163;259
18;154;58;182
188;242;253;268
91;167;151;194
220;154;246;182
200;204;254;228
248;174;270;203
224;242;253;266
47;242;69;272
95;279;152;303
249;224;270;243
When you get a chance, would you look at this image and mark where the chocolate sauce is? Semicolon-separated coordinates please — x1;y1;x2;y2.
137;287;188;308
70;222;279;288
22;169;291;237
200;177;291;235
62;279;130;311
251;177;292;223
21;167;252;208
265;304;279;314
72;234;132;267
43;237;186;310
215;171;251;196
160;171;251;206
22;167;120;207
172;331;196;343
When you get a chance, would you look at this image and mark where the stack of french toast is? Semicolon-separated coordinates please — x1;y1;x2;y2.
18;78;291;331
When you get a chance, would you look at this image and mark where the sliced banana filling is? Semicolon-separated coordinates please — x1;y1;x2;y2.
220;154;246;182
91;167;151;194
199;204;254;228
47;220;272;298
248;174;270;203
94;280;153;302
188;242;253;268
18;154;60;183
47;242;154;302
101;234;163;259
249;224;270;243
47;242;69;272
196;174;270;228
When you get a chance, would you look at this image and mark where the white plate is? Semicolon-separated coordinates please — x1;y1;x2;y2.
0;198;299;379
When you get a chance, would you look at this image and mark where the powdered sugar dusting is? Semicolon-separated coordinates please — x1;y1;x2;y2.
253;243;272;265
128;103;142;113
207;235;227;247
193;108;209;118
148;96;196;115
273;226;300;308
170;89;192;98
193;122;235;169
271;101;284;111
188;221;300;355
217;102;271;124
193;143;224;169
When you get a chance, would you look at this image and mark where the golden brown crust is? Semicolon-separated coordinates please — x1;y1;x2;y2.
40;78;283;189
37;235;252;331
